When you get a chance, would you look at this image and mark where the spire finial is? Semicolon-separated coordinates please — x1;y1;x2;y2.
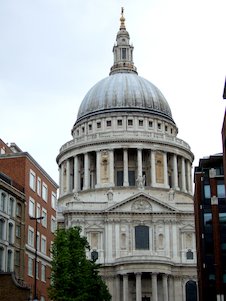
120;7;125;29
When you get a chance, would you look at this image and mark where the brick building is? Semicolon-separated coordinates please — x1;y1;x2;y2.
0;139;58;301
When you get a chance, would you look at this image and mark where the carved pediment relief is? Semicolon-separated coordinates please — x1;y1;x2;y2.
106;192;177;213
131;198;152;212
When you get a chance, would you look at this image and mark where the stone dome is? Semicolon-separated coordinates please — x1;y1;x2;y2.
76;72;174;123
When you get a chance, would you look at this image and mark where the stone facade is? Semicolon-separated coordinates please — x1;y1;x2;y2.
57;9;197;301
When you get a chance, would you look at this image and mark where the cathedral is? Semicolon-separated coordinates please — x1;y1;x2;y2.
56;9;197;301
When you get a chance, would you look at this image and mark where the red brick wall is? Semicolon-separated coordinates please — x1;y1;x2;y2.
0;273;31;301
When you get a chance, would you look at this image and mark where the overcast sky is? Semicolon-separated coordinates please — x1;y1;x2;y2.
0;0;225;183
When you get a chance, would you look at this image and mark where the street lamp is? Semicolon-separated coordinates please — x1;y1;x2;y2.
30;216;44;301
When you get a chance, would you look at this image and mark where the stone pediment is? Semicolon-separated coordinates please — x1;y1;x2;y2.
106;192;177;213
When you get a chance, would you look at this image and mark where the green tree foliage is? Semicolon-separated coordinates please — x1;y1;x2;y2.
48;226;111;301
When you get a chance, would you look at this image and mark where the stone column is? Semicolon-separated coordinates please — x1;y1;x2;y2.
137;149;142;178
181;157;186;192
163;152;169;187
173;154;179;190
96;151;101;188
115;275;120;301
174;276;183;301
135;273;142;301
59;164;62;196
168;276;174;301
74;156;79;192
151;150;156;187
66;159;71;193
152;273;158;301
163;274;168;301
186;160;192;194
109;149;114;186
83;152;90;190
123;149;129;186
123;274;128;301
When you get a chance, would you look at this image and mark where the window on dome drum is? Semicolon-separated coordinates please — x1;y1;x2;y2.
135;225;149;250
117;119;122;126
128;119;133;126
139;120;143;126
117;171;123;186
157;123;161;130
171;128;173;134
106;120;111;127
165;125;168;132
89;124;92;131
97;122;101;128
82;127;85;133
121;48;126;59
129;171;135;186
149;120;153;127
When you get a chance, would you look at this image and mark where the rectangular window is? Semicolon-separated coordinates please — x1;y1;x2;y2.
129;171;135;186
51;216;56;233
37;204;41;221
51;192;56;210
217;184;225;198
42;183;48;202
88;124;92;131
149;120;153;127
42;208;47;228
28;227;34;247
36;261;39;279
97;122;101;128
41;236;46;254
117;171;123;186
135;225;150;250
41;264;46;282
15;251;20;266
28;257;33;276
29;170;36;191
16;203;22;217
204;185;211;198
29;198;35;217
37;232;40;251
165;125;168;131
157;123;161;130
37;177;41;196
121;48;126;59
16;225;21;238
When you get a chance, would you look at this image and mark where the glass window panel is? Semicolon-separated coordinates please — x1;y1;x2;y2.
204;185;211;198
217;184;225;198
135;225;149;250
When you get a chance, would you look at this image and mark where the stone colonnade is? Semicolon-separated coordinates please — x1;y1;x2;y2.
108;272;185;301
59;148;192;196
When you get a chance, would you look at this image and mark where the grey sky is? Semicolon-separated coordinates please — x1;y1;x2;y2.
0;0;225;183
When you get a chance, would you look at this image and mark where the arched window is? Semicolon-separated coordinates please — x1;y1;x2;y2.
7;250;13;272
0;193;6;212
0;219;5;240
185;280;197;301
0;247;4;271
135;225;149;250
8;223;14;244
9;197;14;216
